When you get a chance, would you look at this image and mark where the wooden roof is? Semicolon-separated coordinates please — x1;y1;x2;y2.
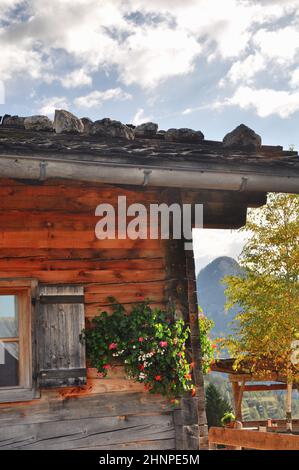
211;358;299;383
0;127;298;174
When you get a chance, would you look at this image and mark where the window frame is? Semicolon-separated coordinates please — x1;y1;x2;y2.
0;279;39;403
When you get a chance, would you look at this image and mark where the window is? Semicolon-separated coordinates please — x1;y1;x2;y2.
0;280;38;403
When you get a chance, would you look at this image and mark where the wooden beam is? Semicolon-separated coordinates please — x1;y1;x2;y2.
244;384;287;392
185;246;208;450
209;427;299;450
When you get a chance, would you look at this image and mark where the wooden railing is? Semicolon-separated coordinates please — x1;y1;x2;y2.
242;419;299;432
209;427;299;450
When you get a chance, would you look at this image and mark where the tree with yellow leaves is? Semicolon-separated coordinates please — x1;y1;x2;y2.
224;193;299;431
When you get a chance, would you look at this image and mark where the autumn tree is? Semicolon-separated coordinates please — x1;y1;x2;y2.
223;193;299;431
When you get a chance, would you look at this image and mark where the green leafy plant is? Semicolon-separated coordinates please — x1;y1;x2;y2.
221;411;236;426
198;307;215;374
82;301;195;399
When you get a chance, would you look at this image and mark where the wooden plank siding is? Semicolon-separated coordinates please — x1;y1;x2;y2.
0;179;168;312
0;178;181;449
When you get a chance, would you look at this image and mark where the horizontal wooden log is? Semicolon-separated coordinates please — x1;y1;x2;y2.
0;182;162;212
0;257;165;271
0;231;164;249
0;413;175;450
0;268;166;284
84;280;166;305
0;247;165;260
244;384;287;392
75;438;175;450
209;427;299;450
85;302;167;318
0;391;172;426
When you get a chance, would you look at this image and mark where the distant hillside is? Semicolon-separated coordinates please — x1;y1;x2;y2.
196;256;243;337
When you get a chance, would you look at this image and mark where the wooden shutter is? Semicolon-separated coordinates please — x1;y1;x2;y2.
37;285;86;388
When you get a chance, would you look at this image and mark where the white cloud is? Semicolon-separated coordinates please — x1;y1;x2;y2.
60;68;92;89
0;0;299;120
117;26;202;88
39;96;69;116
214;85;299;118
220;53;266;87
132;108;153;126
193;228;248;272
253;26;299;64
290;68;299;88
0;80;5;104
74;87;132;108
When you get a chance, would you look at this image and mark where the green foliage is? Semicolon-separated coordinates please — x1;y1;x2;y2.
82;301;195;399
223;193;299;380
198;308;215;374
205;383;232;428
221;411;236;426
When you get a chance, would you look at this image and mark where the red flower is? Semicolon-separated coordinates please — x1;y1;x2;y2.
138;337;144;342
212;344;217;349
155;375;162;381
159;341;168;347
138;364;145;371
189;362;195;369
191;387;196;397
177;352;182;358
103;364;111;370
184;373;192;380
108;343;117;350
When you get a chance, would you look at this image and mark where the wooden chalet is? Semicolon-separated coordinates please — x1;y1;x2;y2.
0;113;298;450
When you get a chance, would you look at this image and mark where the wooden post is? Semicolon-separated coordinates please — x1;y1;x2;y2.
231;380;244;422
185;246;208;450
286;381;293;433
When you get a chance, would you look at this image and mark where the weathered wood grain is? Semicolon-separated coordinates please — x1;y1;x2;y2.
0;413;175;450
37;285;86;387
0;391;172;426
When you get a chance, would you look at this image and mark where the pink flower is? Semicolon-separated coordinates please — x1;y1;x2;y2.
177;352;182;358
103;364;111;370
155;375;162;381
138;337;144;342
108;343;117;350
159;341;168;348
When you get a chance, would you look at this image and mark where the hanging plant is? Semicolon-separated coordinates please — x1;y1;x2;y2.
82;301;195;399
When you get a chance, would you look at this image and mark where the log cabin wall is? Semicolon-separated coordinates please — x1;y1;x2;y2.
0;177;198;450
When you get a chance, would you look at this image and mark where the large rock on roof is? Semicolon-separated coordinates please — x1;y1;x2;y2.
134;122;158;138
81;117;93;133
90;118;134;140
24;115;53;132
165;128;204;143
54;109;84;134
2;115;25;129
223;124;261;149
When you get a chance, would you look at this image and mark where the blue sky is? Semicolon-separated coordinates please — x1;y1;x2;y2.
1;0;299;150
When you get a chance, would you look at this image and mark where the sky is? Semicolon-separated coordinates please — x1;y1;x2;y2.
0;0;297;269
193;228;248;271
1;0;299;150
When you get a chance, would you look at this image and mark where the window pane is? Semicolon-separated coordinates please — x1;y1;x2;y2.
0;342;19;386
0;295;18;338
